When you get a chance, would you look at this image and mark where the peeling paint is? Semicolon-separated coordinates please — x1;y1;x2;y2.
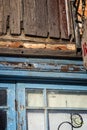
0;61;85;73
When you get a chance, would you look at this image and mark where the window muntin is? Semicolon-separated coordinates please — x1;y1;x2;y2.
26;89;87;130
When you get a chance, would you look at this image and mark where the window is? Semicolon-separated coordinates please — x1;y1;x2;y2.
25;88;87;130
0;83;16;130
0;90;7;130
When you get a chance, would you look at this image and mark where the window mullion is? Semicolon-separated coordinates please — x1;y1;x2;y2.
43;89;49;130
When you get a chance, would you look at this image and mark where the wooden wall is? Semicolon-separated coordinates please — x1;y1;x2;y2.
0;0;72;39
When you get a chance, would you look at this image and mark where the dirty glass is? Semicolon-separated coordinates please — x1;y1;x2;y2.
27;110;44;130
47;91;87;108
0;110;7;130
26;89;44;107
48;111;87;130
0;90;7;106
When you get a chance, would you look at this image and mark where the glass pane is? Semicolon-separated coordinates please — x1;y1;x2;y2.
0;90;7;106
27;110;44;130
48;111;87;130
48;111;71;130
47;91;87;108
26;90;44;107
0;111;7;130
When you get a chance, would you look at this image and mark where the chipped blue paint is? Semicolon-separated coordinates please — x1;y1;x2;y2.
16;86;26;130
0;57;83;65
0;69;87;80
0;57;87;130
0;83;16;130
0;57;86;79
17;83;87;130
17;83;87;91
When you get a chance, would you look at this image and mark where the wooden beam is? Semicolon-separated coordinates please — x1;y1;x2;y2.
0;47;80;59
0;41;76;50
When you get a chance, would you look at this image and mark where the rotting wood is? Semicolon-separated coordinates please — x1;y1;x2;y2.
47;0;60;38
0;32;76;44
0;41;76;51
0;0;86;39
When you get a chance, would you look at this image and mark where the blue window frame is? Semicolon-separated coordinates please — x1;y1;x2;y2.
16;83;87;130
0;83;16;130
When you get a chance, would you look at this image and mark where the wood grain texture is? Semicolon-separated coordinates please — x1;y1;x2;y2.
24;0;36;35
59;0;68;39
0;47;78;58
3;0;10;34
0;41;76;51
10;0;21;34
24;0;47;37
0;0;3;35
35;0;47;37
47;0;60;38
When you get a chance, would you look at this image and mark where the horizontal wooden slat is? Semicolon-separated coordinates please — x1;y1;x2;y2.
0;41;76;50
0;47;81;59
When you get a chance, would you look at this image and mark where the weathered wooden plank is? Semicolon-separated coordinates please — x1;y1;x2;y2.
0;47;79;59
47;0;60;38
35;0;47;37
20;0;23;22
59;0;69;39
24;0;47;37
0;0;3;35
24;0;36;35
10;0;21;34
2;0;10;34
